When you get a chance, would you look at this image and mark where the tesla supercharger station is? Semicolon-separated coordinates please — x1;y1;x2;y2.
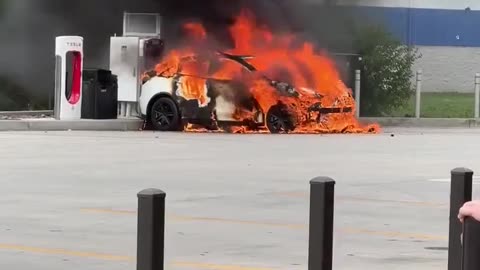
110;12;163;118
54;36;84;120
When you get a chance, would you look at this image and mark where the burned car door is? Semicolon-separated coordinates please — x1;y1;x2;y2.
172;56;215;122
206;56;259;122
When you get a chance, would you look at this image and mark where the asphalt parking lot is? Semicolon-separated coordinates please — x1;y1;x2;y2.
1;128;480;270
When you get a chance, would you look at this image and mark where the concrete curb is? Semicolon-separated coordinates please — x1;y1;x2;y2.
359;117;480;128
0;110;53;117
1;117;479;132
0;119;143;131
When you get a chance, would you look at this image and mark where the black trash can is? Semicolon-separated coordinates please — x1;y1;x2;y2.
81;69;118;119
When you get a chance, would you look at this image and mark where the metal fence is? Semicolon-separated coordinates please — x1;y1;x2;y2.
354;69;480;119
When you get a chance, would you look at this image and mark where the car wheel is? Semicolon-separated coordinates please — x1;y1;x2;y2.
150;97;181;131
266;104;296;134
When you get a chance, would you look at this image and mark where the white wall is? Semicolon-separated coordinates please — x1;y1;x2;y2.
413;46;480;92
336;0;480;10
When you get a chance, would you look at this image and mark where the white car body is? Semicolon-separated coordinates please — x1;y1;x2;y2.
138;76;174;117
139;75;254;122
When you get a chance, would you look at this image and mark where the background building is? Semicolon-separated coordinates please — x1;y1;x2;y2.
336;0;480;92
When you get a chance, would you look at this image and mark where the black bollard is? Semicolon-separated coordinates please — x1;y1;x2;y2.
448;168;473;270
308;177;335;270
462;218;480;270
137;188;166;270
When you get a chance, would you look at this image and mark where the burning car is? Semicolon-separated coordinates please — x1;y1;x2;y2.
138;10;379;134
139;50;356;133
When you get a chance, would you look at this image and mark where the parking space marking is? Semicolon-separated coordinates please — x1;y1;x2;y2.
343;228;447;241
0;243;134;261
269;192;446;207
268;191;307;198
81;208;136;215
428;178;480;184
172;261;275;270
0;243;276;269
81;208;306;229
338;196;447;207
80;208;447;241
169;215;306;229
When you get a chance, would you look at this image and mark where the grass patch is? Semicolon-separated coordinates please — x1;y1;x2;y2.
387;92;475;118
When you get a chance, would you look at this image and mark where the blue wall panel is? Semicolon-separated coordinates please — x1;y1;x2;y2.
353;6;480;47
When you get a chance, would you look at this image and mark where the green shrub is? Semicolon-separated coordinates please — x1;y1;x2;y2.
0;0;5;17
0;76;47;111
354;25;421;116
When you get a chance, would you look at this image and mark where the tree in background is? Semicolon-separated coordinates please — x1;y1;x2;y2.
354;25;421;116
0;0;4;17
0;0;48;110
0;76;35;111
0;75;47;111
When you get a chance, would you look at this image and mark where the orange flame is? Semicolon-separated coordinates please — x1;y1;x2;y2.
183;22;207;40
146;9;380;134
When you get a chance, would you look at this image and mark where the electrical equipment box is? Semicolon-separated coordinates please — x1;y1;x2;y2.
110;37;141;103
109;12;163;117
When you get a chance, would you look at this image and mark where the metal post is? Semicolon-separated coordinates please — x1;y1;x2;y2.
475;73;480;118
448;168;473;270
462;218;480;270
415;70;422;118
49;89;52;110
308;177;335;270
120;102;127;118
354;70;361;118
137;188;166;270
126;102;132;118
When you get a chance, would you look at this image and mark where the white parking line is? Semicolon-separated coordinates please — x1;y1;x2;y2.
428;177;480;184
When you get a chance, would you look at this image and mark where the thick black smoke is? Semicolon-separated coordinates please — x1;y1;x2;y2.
0;0;364;109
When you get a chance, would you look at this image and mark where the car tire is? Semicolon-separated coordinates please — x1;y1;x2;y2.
266;104;296;134
150;97;182;131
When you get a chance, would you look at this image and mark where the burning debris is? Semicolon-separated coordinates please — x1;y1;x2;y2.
141;9;380;134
